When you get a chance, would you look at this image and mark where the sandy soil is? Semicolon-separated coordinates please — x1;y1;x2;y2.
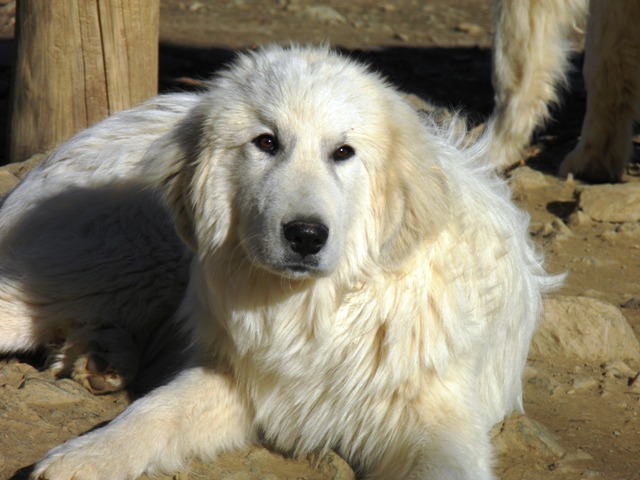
1;1;639;479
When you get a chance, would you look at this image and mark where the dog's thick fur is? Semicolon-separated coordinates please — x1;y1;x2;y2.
490;0;640;182
0;46;555;479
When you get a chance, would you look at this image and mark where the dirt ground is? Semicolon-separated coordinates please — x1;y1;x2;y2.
1;1;640;479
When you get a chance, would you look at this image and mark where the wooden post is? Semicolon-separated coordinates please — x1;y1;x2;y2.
8;0;159;163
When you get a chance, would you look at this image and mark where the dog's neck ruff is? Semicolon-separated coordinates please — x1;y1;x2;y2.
193;253;423;460
184;203;513;464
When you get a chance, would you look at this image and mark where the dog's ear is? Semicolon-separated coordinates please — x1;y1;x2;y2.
374;111;452;271
144;120;200;251
153;104;234;255
145;103;233;253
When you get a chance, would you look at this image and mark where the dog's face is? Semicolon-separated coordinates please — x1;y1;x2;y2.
232;115;365;278
162;46;450;280
224;55;376;278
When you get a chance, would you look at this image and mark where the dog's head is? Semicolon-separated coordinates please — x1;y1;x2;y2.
157;45;451;279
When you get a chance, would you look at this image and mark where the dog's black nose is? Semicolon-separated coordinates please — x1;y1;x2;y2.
283;221;329;256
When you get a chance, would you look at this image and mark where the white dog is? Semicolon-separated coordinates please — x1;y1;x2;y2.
490;0;640;182
0;45;556;480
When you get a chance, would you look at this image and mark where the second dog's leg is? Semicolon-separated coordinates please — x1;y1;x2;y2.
560;0;640;182
489;0;588;170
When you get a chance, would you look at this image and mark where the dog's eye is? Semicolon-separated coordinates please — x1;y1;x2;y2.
332;145;355;161
252;134;279;155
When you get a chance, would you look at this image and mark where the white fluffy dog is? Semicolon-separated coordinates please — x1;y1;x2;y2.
0;45;555;480
490;0;640;182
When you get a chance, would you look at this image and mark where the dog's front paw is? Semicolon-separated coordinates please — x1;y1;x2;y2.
33;454;105;480
31;433;143;480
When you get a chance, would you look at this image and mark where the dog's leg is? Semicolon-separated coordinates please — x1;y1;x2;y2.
560;0;640;182
413;431;495;480
489;0;588;170
370;426;495;480
32;366;252;480
367;387;495;480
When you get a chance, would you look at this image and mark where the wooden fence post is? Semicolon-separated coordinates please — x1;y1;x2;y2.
8;0;159;163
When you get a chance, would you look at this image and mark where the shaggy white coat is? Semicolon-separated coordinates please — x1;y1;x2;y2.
0;45;556;480
490;0;640;182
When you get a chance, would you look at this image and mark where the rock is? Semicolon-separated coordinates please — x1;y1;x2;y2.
0;152;48;201
567;210;592;227
530;296;640;362
581;469;604;478
548;449;595;475
306;451;355;480
629;372;640;394
576;183;640;222
454;22;483;35
0;170;19;195
582;288;607;299
491;412;565;459
17;377;96;407
598;229;618;244
524;365;561;396
603;360;635;379
615;222;640;238
393;32;410;42
0;384;53;426
550;218;572;237
570;375;598;392
509;166;552;191
3;151;48;178
600;360;637;395
302;5;346;25
0;361;39;388
597;223;640;244
532;218;573;240
622;297;640;309
579;256;598;266
158;447;356;480
188;1;205;12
